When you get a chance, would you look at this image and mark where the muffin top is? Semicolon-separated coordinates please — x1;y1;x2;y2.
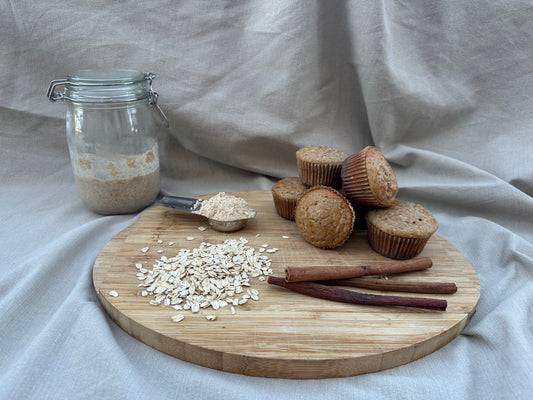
366;200;438;239
272;177;308;199
296;145;348;164
295;186;355;248
365;146;398;207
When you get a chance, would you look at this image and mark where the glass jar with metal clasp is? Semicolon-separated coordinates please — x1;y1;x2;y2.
47;69;169;214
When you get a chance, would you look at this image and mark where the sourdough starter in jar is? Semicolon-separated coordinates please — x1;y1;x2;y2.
72;144;160;214
47;69;168;215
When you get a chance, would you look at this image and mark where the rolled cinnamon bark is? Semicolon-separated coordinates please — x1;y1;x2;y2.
285;257;432;282
268;276;447;311
323;278;457;294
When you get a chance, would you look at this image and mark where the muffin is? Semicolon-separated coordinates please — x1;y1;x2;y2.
296;145;349;188
341;146;398;207
271;177;308;220
365;200;438;260
295;186;355;249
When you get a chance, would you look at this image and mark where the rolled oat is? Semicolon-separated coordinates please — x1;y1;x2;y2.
135;237;274;316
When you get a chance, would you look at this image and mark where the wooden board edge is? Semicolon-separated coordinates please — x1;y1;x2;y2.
95;282;479;379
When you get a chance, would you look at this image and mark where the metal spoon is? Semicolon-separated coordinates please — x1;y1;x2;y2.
156;195;257;232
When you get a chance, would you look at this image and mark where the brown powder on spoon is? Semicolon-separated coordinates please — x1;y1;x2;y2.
194;192;254;221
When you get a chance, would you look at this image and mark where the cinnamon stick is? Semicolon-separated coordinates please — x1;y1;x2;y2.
268;276;447;311
285;257;432;283
323;278;457;294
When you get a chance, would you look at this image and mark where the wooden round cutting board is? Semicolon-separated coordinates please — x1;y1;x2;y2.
93;190;480;379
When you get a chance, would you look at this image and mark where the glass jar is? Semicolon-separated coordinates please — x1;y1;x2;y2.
47;69;168;215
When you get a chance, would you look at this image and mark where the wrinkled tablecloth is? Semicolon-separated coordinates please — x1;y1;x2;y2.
1;1;532;399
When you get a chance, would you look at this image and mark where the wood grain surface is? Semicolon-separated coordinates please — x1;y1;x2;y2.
93;190;480;379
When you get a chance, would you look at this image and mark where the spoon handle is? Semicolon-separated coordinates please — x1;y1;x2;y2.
158;196;202;213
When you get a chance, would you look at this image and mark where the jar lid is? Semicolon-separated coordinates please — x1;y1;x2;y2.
64;69;149;103
47;69;169;127
67;69;145;84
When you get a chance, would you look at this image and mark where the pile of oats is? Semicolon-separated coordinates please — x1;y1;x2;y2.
135;237;275;320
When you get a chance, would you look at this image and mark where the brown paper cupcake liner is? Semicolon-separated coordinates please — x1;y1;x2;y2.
272;196;298;220
367;223;429;260
298;161;343;188
341;151;384;207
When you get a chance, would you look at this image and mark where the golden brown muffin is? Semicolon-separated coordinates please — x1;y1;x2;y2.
271;177;308;220
295;186;355;249
296;145;349;188
341;146;398;207
365;200;438;259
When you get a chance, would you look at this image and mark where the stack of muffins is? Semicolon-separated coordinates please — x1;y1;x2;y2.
271;145;438;259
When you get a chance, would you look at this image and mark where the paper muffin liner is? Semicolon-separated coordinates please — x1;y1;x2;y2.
297;161;343;188
272;194;298;220
341;150;383;207
366;222;429;260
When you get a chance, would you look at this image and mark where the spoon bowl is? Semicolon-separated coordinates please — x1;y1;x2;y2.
157;195;256;232
207;209;257;232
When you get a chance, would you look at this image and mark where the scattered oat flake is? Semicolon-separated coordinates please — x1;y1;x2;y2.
109;290;119;297
171;314;185;323
168;242;175;246
198;226;207;231
157;249;164;253
282;235;289;239
140;247;149;253
206;315;217;321
157;239;163;244
186;236;195;241
191;303;200;313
